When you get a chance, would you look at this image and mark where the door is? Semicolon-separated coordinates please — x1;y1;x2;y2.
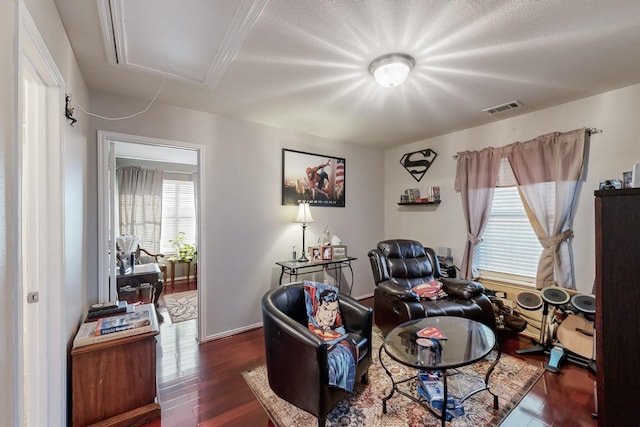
97;137;118;301
18;3;65;425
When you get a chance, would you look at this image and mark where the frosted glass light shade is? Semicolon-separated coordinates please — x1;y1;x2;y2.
369;53;415;87
295;203;314;223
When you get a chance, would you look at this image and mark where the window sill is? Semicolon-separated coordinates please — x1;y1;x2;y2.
477;270;536;288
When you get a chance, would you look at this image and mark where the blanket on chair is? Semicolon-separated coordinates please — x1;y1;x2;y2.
304;281;358;392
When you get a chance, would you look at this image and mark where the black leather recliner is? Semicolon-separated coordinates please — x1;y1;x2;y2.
261;283;373;427
369;239;496;336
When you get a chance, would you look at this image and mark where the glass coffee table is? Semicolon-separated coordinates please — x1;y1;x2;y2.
380;316;500;426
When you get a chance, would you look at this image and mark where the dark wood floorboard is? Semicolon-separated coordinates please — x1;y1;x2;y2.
147;297;597;427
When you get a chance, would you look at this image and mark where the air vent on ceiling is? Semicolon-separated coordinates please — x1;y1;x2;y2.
483;100;523;115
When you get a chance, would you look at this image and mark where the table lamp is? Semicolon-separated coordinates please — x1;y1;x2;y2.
295;203;314;262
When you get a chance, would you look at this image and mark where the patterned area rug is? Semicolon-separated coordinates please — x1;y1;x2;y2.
161;290;198;323
242;327;544;427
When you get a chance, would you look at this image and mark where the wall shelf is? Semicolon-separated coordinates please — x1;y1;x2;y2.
397;200;441;206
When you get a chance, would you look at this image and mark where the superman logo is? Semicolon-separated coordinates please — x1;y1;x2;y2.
400;149;437;182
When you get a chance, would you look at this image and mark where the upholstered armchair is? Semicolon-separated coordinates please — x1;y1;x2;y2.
369;239;496;336
262;283;373;427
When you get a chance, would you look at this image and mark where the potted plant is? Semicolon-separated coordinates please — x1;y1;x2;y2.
169;231;197;261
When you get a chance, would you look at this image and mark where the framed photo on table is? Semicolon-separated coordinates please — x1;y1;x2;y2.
309;246;322;262
331;245;347;259
321;246;332;260
282;148;346;207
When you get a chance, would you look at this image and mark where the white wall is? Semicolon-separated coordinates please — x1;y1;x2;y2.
0;1;16;422
88;92;385;339
384;83;640;294
2;0;89;425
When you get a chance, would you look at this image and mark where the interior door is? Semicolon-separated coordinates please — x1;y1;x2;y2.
98;137;118;301
18;2;65;424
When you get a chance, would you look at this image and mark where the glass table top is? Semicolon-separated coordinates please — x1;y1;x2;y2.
383;317;496;370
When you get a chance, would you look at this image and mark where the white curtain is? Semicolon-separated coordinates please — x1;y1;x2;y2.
117;166;164;252
506;128;587;289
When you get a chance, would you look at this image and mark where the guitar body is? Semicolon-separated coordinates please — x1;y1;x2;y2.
556;313;594;359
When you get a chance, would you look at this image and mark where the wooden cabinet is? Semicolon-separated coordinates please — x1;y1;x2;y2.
71;307;160;426
594;188;640;426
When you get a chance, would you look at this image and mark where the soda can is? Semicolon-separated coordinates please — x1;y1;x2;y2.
417;338;438;366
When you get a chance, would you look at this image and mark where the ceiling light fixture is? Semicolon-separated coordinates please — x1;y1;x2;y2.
369;53;415;87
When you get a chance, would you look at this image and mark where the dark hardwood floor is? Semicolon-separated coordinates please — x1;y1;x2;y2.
147;297;597;427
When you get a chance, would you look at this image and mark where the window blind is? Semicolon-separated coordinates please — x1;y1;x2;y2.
475;185;543;280
160;178;196;254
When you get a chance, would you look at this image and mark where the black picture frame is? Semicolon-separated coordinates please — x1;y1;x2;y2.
282;148;345;207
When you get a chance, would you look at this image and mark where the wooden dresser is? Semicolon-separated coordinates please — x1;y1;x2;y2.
594;188;640;426
71;305;160;426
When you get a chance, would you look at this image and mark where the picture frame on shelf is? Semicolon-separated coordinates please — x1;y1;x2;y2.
331;245;347;259
404;188;420;202
599;179;622;190
623;171;632;188
321;246;332;260
282;148;346;207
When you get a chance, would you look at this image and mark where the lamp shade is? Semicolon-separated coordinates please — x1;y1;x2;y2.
295;203;314;223
369;53;415;87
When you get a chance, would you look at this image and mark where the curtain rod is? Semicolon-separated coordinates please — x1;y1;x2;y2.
452;127;603;159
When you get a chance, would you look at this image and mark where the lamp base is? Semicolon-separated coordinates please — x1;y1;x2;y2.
298;255;309;263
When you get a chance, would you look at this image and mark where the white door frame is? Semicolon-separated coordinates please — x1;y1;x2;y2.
15;1;65;425
97;131;205;340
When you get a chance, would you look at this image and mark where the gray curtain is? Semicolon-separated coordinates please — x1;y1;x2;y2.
455;128;587;289
117;166;163;253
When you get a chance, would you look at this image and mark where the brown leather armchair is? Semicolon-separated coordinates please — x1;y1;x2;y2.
369;239;496;336
261;283;372;427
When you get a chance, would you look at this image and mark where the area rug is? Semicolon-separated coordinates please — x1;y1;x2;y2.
161;290;198;323
242;328;544;426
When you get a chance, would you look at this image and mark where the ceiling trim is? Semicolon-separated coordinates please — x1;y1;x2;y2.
97;0;118;65
204;0;268;89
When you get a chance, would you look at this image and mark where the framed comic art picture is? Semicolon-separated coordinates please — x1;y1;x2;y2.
282;149;345;207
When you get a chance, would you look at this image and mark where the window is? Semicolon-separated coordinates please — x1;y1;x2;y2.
159;178;196;254
474;185;543;283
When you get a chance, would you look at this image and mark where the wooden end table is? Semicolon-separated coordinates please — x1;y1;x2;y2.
168;258;197;288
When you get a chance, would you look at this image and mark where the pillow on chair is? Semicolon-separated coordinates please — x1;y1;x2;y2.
412;280;448;300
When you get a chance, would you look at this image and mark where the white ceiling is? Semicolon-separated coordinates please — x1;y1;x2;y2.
54;0;640;148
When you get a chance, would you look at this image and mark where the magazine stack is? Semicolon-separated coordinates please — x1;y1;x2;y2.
417;371;465;421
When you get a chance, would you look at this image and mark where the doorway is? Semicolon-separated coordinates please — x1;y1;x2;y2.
97;131;204;339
